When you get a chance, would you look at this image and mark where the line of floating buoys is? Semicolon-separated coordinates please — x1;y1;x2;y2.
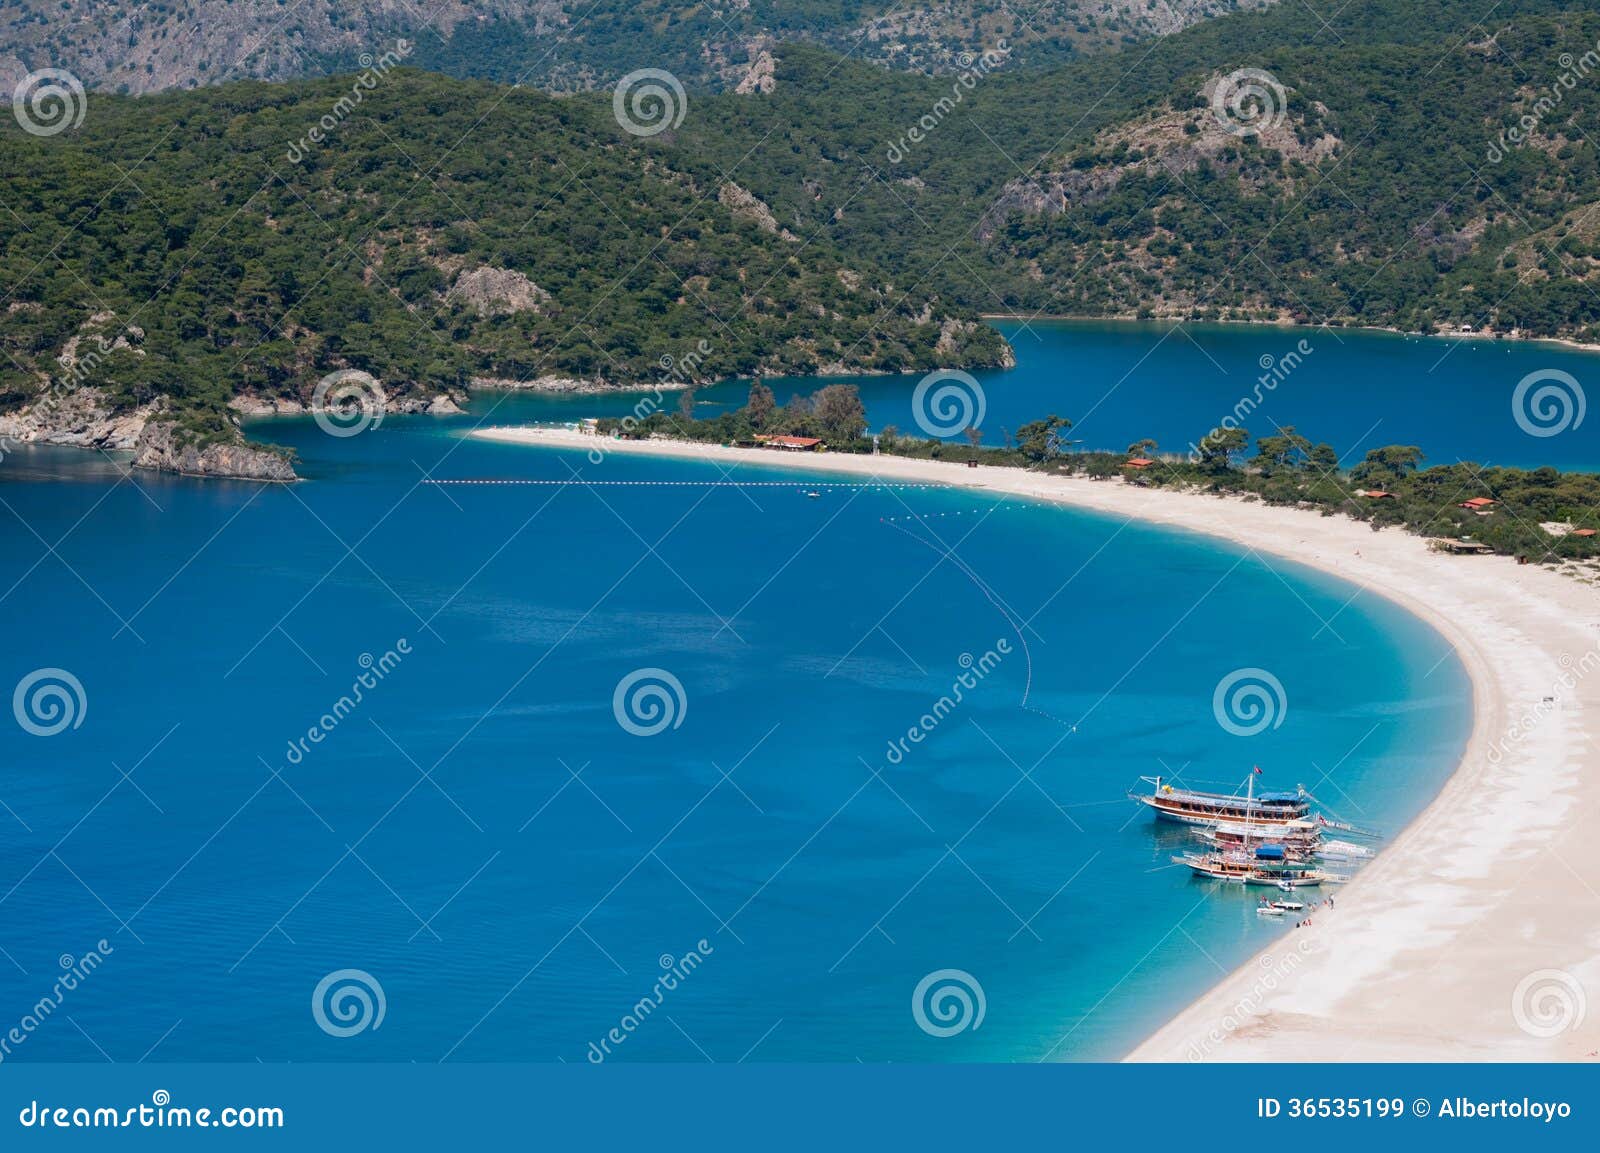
879;507;1026;522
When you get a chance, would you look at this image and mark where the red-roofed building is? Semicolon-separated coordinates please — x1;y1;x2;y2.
1359;489;1397;499
759;435;823;451
1460;497;1497;509
1124;457;1155;469
1574;528;1597;538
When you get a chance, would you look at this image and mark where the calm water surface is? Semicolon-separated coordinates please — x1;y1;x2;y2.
497;320;1600;471
0;321;1486;1062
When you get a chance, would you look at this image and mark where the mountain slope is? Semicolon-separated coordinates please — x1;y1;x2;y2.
8;0;1600;483
0;70;1006;473
0;0;1270;95
676;0;1600;339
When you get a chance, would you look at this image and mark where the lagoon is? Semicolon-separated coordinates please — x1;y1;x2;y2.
486;320;1600;472
0;319;1495;1062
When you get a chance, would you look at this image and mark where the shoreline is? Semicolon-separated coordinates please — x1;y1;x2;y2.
979;312;1600;356
474;425;1600;1061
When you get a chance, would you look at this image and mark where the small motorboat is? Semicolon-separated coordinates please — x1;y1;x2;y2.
804;490;821;499
1256;904;1287;917
1269;899;1305;912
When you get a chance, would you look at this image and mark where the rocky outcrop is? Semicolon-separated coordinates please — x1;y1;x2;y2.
979;93;1340;239
424;394;464;415
229;391;464;415
718;182;798;241
734;49;777;95
936;318;1016;367
0;386;296;480
0;387;156;449
229;395;307;416
448;266;552;316
131;422;298;481
469;374;614;393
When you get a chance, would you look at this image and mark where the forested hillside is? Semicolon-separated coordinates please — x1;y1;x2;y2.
680;0;1600;338
0;71;1004;452
6;0;1600;477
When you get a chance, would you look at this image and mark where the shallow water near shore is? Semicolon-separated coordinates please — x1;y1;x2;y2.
0;319;1480;1062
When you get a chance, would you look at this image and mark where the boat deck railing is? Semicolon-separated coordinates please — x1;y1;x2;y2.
1147;787;1308;812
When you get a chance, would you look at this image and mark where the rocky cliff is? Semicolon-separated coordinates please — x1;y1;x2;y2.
130;421;297;481
0;387;297;480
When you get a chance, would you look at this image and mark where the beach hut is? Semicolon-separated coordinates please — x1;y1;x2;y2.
1459;497;1497;511
1123;457;1155;469
1358;489;1397;500
1430;538;1495;555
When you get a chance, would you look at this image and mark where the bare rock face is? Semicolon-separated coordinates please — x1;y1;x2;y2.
469;375;610;393
735;49;777;95
379;392;466;414
980;92;1340;238
718;182;798;241
935;317;1016;367
229;395;307;416
448;266;552;316
0;387;157;449
230;390;463;415
131;422;298;481
0;385;297;479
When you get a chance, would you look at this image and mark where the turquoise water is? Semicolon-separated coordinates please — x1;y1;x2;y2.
0;321;1477;1062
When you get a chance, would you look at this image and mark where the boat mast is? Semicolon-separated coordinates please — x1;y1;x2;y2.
1243;769;1256;850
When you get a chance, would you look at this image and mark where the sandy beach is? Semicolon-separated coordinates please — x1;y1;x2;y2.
475;425;1600;1061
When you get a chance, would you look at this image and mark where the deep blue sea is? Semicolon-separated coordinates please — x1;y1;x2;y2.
1;320;1527;1063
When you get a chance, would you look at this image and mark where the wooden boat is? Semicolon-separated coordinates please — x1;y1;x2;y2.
1130;775;1310;827
1206;817;1320;844
1173;852;1252;883
1197;829;1315;861
1198;825;1372;864
1244;870;1330;888
1174;851;1340;888
1148;774;1363;896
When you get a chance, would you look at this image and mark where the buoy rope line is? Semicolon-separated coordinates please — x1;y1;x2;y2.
878;515;1080;734
877;514;1037;711
424;478;951;489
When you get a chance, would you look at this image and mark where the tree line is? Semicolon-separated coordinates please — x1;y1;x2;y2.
605;381;1600;563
